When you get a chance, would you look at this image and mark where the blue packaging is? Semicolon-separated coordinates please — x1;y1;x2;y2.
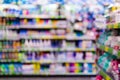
14;64;22;74
87;63;93;73
27;52;33;61
4;64;9;75
19;30;27;36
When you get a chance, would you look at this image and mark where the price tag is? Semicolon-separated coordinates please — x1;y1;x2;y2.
112;7;116;11
114;23;118;29
36;18;40;24
109;24;112;29
53;36;58;39
106;75;111;80
92;48;95;51
108;24;111;29
53;36;65;39
51;16;55;19
105;47;109;52
118;51;120;58
61;36;65;39
53;26;57;28
118;23;120;28
42;36;48;39
76;48;81;51
45;26;50;29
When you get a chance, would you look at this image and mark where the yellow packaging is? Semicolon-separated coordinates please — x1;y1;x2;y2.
65;63;69;72
74;63;79;73
34;63;40;74
36;18;40;24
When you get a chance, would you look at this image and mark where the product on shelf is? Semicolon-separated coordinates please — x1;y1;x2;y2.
0;62;96;75
0;52;23;62
0;63;22;75
0;2;97;76
22;64;34;74
96;75;104;80
106;8;120;24
97;53;112;72
96;1;120;79
19;4;65;18
20;19;68;28
0;4;20;17
0;40;21;50
111;59;120;79
23;51;95;63
85;52;94;61
0;30;18;39
98;29;120;52
94;14;106;29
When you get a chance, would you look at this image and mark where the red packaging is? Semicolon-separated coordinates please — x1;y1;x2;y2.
96;75;104;80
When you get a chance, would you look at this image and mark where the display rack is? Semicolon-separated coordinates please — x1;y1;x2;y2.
97;43;120;58
96;2;120;80
0;4;97;77
98;64;113;80
107;23;120;29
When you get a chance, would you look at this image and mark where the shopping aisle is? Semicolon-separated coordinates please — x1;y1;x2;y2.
0;0;115;80
0;0;97;77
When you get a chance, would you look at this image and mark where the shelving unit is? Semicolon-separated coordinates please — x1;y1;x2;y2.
96;1;120;80
96;63;114;80
0;60;95;63
0;3;97;77
107;23;120;29
98;68;113;80
0;73;97;77
97;43;120;57
96;28;117;79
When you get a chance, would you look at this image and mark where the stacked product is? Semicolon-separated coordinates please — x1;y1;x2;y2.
0;63;96;75
96;1;120;80
0;2;97;76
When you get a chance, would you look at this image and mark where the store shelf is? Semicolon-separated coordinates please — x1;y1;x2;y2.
20;35;66;39
0;60;21;63
0;48;95;52
66;36;96;40
0;73;97;77
99;70;112;80
66;48;95;52
0;37;20;40
0;49;21;52
21;60;95;64
20;15;66;20
7;25;67;29
0;15;19;18
55;60;95;63
39;73;97;76
0;60;95;64
20;35;96;40
107;23;120;29
97;64;114;80
97;43;120;58
0;36;96;40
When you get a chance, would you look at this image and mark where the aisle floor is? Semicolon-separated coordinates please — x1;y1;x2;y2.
0;77;95;80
